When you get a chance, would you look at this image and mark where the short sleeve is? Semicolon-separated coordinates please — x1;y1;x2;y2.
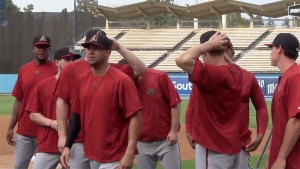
287;74;300;118
118;76;142;118
25;85;41;114
160;72;181;107
55;64;73;102
12;73;23;101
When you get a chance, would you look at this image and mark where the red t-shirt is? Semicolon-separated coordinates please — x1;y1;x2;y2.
73;66;142;163
239;69;268;147
26;76;59;153
55;59;90;142
268;63;300;169
189;60;243;155
55;60;134;143
12;61;57;137
185;84;199;134
136;69;181;142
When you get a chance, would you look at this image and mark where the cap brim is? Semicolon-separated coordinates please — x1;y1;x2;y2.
34;42;51;47
73;54;81;60
264;43;275;47
81;41;104;49
62;54;81;60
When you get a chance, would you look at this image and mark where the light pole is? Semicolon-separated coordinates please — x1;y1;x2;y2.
73;0;77;46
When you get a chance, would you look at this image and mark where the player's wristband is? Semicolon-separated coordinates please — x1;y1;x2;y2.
65;112;81;149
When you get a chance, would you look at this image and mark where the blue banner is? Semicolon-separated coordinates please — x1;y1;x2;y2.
0;74;17;94
168;73;279;99
0;74;280;98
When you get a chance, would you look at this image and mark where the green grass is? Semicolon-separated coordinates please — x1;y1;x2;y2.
132;160;195;169
0;95;14;115
0;95;270;168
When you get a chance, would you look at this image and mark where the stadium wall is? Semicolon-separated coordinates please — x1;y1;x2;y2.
0;12;105;74
1;73;279;98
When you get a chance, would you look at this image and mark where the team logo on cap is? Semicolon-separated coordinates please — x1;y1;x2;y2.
40;36;47;42
90;35;98;42
69;48;73;53
146;88;156;96
96;31;102;35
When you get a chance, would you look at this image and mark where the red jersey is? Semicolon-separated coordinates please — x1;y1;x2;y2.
185;85;199;134
12;61;57;137
189;60;243;155
55;59;90;104
239;69;268;147
268;63;300;169
26;76;59;153
55;59;90;142
55;60;134;142
136;69;181;142
73;66;142;163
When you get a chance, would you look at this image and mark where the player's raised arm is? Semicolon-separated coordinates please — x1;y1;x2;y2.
111;39;147;77
175;31;228;74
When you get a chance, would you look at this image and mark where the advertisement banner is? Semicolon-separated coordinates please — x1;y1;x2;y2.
169;74;279;99
0;74;280;98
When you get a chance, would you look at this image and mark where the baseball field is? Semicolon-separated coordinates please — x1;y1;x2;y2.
0;95;272;169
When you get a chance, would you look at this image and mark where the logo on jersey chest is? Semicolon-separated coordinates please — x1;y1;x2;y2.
146;88;156;96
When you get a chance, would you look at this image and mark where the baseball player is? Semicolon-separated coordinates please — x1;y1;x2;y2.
185;36;269;169
6;35;57;169
135;68;181;169
176;30;243;169
222;38;269;168
265;33;300;169
60;29;142;169
26;47;80;169
55;29;146;169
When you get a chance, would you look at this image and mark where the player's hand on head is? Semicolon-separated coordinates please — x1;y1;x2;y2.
6;128;15;146
208;31;228;50
167;130;178;146
111;39;121;51
60;147;71;169
118;153;134;169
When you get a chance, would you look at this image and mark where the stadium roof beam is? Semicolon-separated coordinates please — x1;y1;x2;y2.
80;0;300;29
239;5;254;28
136;7;150;29
93;7;110;29
209;5;222;28
166;6;181;29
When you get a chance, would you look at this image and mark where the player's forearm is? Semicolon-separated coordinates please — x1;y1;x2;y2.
29;112;52;127
175;42;211;74
251;83;269;135
65;113;81;148
117;46;147;77
7;99;21;130
277;116;300;159
125;112;142;155
56;97;69;137
170;103;181;132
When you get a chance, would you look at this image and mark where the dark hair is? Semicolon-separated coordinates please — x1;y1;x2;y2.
283;49;298;60
118;59;128;64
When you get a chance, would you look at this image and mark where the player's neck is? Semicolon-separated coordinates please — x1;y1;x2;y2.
278;57;296;74
55;68;62;79
204;55;227;65
92;62;110;76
